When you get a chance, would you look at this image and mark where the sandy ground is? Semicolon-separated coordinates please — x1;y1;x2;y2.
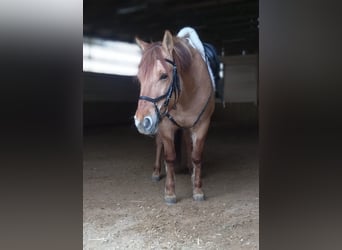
83;124;258;249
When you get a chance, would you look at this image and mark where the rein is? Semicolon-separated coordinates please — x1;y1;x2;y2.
165;86;213;129
138;58;212;129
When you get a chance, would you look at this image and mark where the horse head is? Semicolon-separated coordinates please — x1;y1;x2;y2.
134;31;178;135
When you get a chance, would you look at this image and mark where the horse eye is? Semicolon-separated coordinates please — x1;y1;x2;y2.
159;73;168;80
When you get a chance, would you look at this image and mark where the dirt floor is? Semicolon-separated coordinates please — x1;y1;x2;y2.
83;124;259;249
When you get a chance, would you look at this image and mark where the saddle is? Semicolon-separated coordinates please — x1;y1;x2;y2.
203;43;224;102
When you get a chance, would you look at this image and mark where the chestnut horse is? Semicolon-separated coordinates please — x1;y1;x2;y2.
134;29;215;204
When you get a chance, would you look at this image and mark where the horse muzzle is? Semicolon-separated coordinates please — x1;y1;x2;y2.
134;114;158;135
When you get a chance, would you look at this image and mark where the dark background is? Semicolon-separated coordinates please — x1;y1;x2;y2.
84;0;259;55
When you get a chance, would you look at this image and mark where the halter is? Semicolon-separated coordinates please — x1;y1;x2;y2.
138;58;213;129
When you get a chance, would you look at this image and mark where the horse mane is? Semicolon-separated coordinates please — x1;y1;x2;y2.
138;36;193;81
172;36;193;72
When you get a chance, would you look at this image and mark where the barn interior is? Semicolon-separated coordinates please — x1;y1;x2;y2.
83;0;259;248
84;0;258;127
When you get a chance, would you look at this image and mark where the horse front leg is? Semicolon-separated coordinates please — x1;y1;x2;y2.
152;133;163;181
161;133;177;204
191;123;210;201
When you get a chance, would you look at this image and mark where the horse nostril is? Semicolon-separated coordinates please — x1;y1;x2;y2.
143;116;153;130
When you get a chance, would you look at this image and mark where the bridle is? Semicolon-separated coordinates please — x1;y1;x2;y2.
138;58;213;129
139;58;180;122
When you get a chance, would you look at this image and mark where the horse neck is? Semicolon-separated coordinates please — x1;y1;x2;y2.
176;49;212;111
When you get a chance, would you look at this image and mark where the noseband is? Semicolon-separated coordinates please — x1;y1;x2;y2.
139;58;181;122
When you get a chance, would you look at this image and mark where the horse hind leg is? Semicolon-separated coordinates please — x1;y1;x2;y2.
152;133;163;181
182;129;193;174
190;125;209;201
162;134;177;204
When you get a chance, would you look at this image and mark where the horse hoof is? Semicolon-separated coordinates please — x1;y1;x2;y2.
164;195;177;205
193;193;205;201
151;174;161;182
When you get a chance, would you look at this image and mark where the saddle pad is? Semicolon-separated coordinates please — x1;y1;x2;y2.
177;27;216;89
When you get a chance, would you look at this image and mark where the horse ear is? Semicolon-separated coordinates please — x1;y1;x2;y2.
135;37;149;51
162;30;174;53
